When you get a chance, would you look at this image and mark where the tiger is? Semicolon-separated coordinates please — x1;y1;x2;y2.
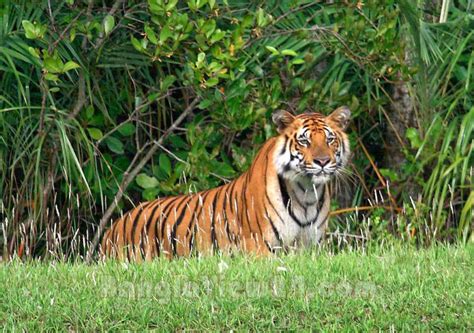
101;106;351;260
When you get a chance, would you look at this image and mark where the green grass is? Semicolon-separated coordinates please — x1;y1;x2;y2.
1;245;473;331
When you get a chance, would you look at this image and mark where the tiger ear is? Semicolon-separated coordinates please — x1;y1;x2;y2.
272;110;295;133
328;106;351;130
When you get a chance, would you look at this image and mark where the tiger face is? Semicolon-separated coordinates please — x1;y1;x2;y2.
272;106;351;184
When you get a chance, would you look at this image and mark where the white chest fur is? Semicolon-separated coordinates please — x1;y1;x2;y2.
265;174;330;248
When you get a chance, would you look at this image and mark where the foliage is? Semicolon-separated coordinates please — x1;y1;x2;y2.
0;0;472;259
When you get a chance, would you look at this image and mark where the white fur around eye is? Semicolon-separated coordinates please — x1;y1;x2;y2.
297;138;310;147
297;128;311;147
323;127;336;144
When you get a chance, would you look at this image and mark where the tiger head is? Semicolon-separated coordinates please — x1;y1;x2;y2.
272;106;351;184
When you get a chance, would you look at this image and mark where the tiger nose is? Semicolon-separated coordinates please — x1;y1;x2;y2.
314;156;330;167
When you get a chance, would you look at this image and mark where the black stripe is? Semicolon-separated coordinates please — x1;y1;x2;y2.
264;240;277;253
187;190;211;253
289;186;305;209
222;189;233;245
159;196;183;242
130;210;141;245
167;196;192;254
244;155;265;240
130;203;152;244
253;207;263;236
264;207;282;245
294;188;328;229
340;137;345;155
296;181;307;193
227;180;237;213
154;215;161;257
180;191;207;256
110;220;117;250
313;190;328;229
263;153;287;226
122;213;131;261
122;214;128;245
240;172;252;236
209;189;222;252
145;200;165;257
185;190;209;239
131;203;152;257
103;228;111;255
278;175;304;226
245;170;262;237
170;195;195;256
189;223;198;256
279;135;289;155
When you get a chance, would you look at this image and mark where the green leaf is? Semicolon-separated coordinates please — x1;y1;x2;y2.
202;19;216;38
145;24;158;44
406;127;422;149
63;61;80;72
197;0;208;9
256;8;267;27
187;0;197;11
198;99;213;109
117;123;135;136
131;36;144;52
213;161;235;177
44;73;59;82
105;137;124;154
104;15;115;36
143;188;160;201
160;25;173;43
85;106;94;119
380;168;399;182
136;173;160;189
281;49;298;57
197;52;206;63
22;20;44;39
160;75;176;91
87;128;103;140
43;55;64;74
210;29;225;44
265;46;279;56
166;0;179;11
291;58;305;65
152;164;168;181
159;153;172;176
27;47;40;59
69;27;76;42
205;77;219;87
147;93;160;102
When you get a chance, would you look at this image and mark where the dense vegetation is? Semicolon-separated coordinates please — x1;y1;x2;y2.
1;245;472;330
0;0;472;260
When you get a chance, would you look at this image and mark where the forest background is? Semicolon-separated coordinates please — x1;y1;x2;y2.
0;0;472;260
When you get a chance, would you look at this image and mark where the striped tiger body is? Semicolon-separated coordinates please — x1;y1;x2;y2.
101;106;351;260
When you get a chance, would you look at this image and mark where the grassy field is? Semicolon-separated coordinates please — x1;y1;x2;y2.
0;245;472;331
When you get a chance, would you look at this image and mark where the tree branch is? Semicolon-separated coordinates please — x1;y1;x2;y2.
94;0;126;50
68;0;125;121
85;96;200;262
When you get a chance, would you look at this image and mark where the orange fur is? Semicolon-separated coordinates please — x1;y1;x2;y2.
101;107;351;260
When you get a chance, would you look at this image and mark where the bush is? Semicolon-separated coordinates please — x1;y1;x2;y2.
0;0;472;259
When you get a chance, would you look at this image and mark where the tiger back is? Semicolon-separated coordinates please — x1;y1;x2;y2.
101;106;351;260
